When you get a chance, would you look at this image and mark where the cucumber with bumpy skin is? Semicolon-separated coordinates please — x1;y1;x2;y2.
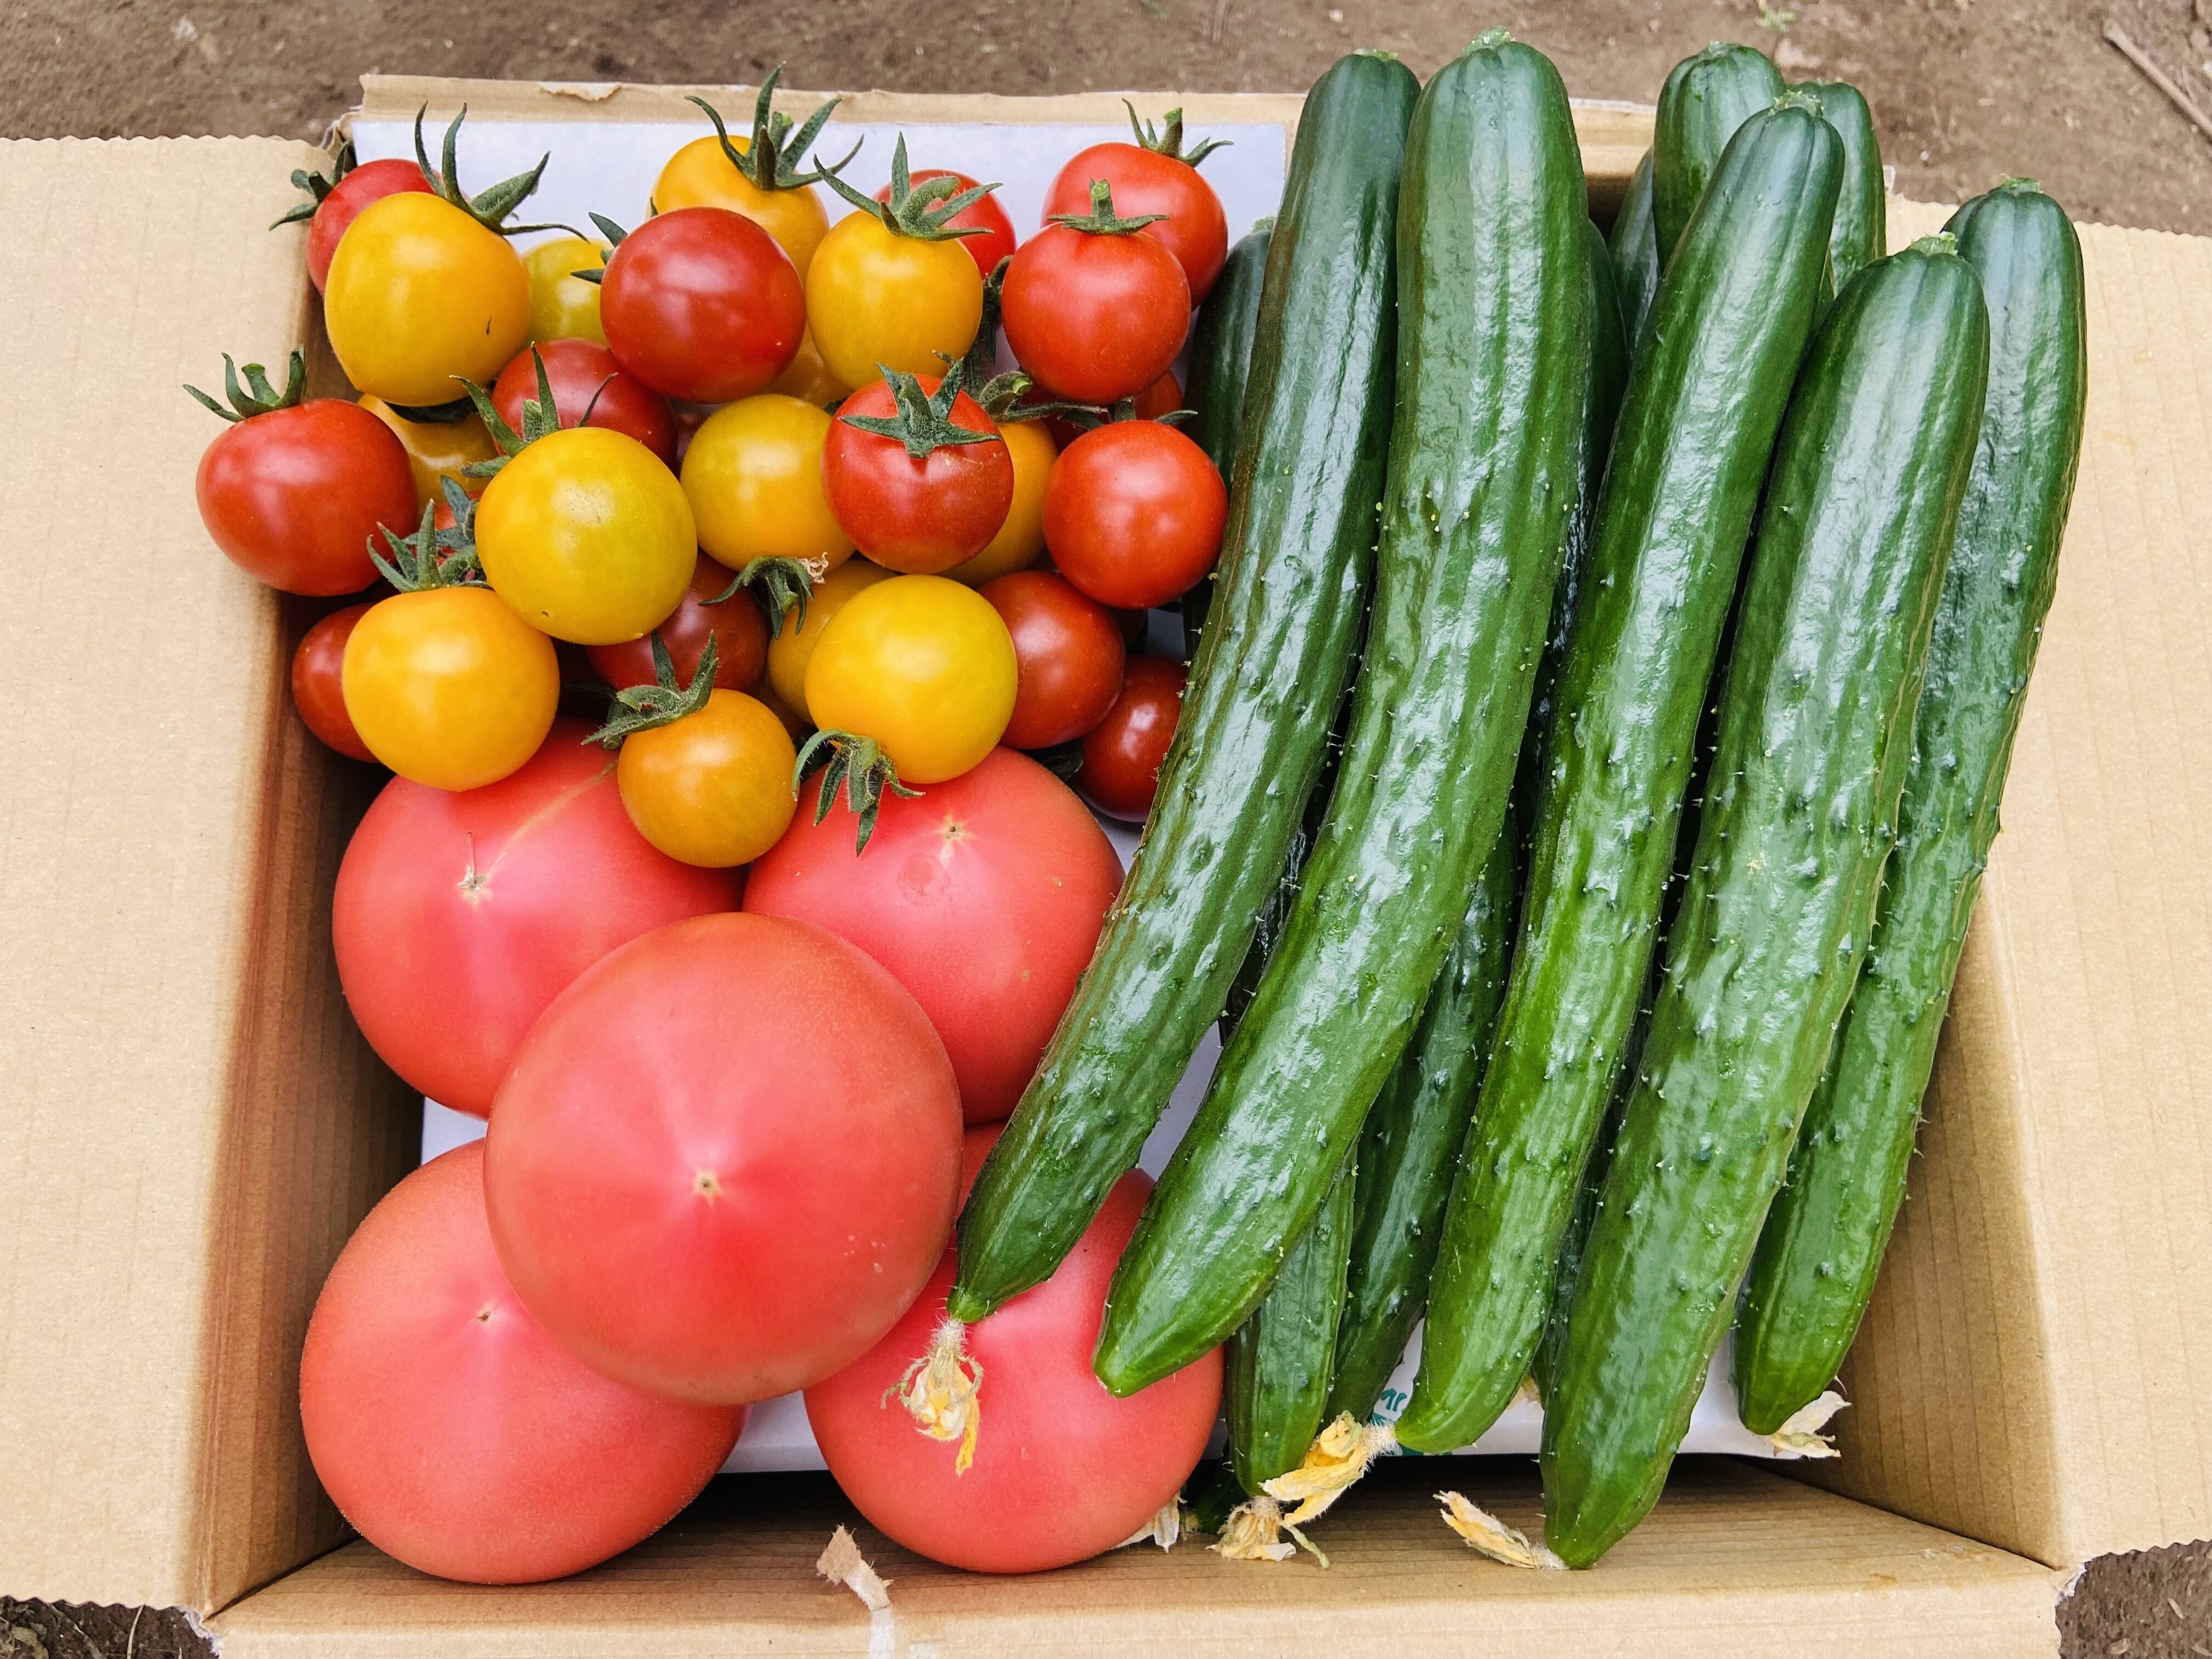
1734;179;2084;1436
1799;80;1886;286
1542;232;1990;1568
1183;219;1274;658
1226;1153;1356;1490
1610;152;1661;348
1652;43;1785;262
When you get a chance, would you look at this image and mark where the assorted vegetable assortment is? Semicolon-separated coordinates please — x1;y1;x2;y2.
214;42;2082;1585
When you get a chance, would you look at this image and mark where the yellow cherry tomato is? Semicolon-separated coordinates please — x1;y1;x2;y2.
767;326;849;405
326;194;532;407
944;418;1056;585
617;690;799;867
765;557;893;713
804;575;1017;785
359;394;499;509
653;136;831;278
475;427;697;646
523;236;609;344
342;588;559;791
805;214;983;390
682;396;853;575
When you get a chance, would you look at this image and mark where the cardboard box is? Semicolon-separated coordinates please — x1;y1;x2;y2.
3;77;2208;1656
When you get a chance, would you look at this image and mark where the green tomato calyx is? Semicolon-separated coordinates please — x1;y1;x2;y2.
183;349;306;422
1046;178;1166;238
682;66;858;196
588;635;720;748
820;135;1001;242
1124;101;1228;167
838;358;1002;461
793;730;921;855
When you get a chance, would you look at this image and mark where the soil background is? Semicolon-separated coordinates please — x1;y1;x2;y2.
4;0;2210;1654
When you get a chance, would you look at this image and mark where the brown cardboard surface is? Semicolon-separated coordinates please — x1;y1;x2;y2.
208;1461;2058;1658
0;136;419;1611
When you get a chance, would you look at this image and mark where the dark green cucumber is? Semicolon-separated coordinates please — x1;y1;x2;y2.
1734;180;2084;1436
1542;233;1991;1568
1183;219;1275;658
1393;95;1842;1457
1226;1153;1357;1491
1610;151;1661;348
1800;80;1885;286
1092;33;1591;1397
946;52;1419;1326
1652;42;1784;262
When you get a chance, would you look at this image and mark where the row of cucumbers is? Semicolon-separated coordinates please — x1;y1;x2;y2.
956;34;2087;1567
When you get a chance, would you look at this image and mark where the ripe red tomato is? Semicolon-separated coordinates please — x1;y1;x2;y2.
484;913;963;1404
746;748;1122;1121
301;1143;744;1585
876;168;1016;275
585;554;768;695
599;207;805;403
1077;655;1186;821
1133;368;1184;421
1043;140;1229;301
1044;421;1227;609
805;1126;1222;1574
490;338;676;466
821;375;1014;575
980;572;1127;750
195;399;417;595
292;602;376;762
302;157;434;292
332;721;739;1117
1000;207;1190;405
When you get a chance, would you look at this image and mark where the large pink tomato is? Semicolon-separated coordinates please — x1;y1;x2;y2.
744;748;1122;1122
332;720;740;1116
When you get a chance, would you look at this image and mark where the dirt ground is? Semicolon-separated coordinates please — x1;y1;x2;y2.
5;0;2210;1654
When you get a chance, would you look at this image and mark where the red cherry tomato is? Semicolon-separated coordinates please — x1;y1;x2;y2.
746;749;1122;1122
484;912;963;1404
805;1125;1222;1574
599;207;805;403
585;554;768;695
821;376;1014;575
1043;140;1230;301
980;572;1128;750
333;721;739;1117
303;157;434;292
292;602;377;762
1001;212;1190;405
301;1143;744;1585
490;338;676;466
874;168;1016;276
1077;655;1185;821
1044;421;1227;609
195;399;417;595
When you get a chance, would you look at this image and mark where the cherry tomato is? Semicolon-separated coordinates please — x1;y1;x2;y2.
475;426;696;645
805;576;1017;785
1134;368;1184;420
292;602;377;761
586;555;769;695
301;1143;744;1584
1001;200;1189;404
682;395;852;574
599;207;805;403
490;338;674;465
195;399;415;595
654;137;831;278
876;168;1015;275
765;557;890;713
522;236;610;343
981;572;1128;750
1076;654;1184;821
1045;421;1227;609
484;912;964;1403
806;215;983;391
334;720;738;1114
821;375;1013;575
1043;134;1230;301
943;419;1055;586
748;751;1121;1121
302;157;433;293
326;194;532;406
766;326;849;404
805;1126;1222;1573
616;690;798;868
341;587;559;791
359;394;498;509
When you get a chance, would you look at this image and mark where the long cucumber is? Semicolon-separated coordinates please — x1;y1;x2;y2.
1225;1154;1356;1491
1801;80;1886;286
1609;152;1661;348
1734;180;2085;1435
1652;42;1785;262
1542;233;1991;1567
946;52;1419;1326
1183;219;1275;658
1395;94;1843;1455
1093;33;1591;1397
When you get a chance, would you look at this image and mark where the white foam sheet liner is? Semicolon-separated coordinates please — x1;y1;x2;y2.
389;101;1774;1470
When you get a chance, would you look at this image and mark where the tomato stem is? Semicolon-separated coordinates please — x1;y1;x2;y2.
683;67;857;196
183;349;306;422
838;359;1001;460
409;104;570;238
270;140;362;230
819;134;1001;242
1044;178;1167;238
706;556;816;637
1123;101;1230;168
586;635;719;747
792;730;921;855
456;348;563;475
371;500;484;592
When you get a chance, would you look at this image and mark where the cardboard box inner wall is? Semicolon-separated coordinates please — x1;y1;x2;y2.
2;78;2208;1657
